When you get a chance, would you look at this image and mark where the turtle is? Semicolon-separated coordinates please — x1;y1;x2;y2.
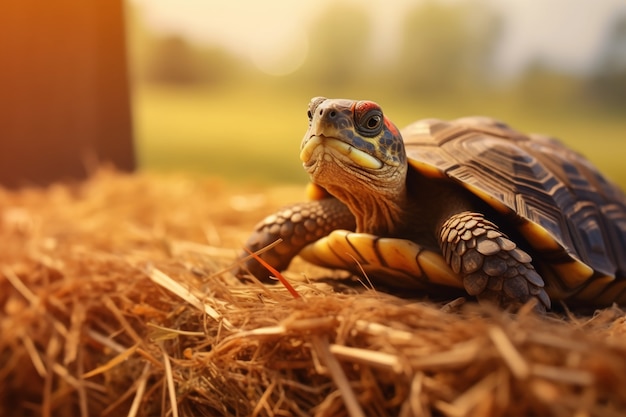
237;97;626;310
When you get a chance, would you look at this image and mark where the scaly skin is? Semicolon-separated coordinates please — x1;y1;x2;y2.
439;212;549;311
238;198;355;281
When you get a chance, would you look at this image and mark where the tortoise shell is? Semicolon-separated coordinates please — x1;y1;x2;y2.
384;116;626;303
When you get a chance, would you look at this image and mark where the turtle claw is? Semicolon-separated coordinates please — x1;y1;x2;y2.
440;211;551;311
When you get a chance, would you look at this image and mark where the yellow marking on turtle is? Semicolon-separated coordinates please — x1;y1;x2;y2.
300;230;375;268
299;237;346;268
570;275;615;301
300;136;383;169
299;135;322;163
343;233;383;265
462;182;512;215
518;221;594;289
517;221;563;252
539;270;569;301
375;238;463;288
326;231;372;264
418;250;465;288
305;182;331;201
407;159;448;179
549;261;598;288
300;232;463;290
300;232;433;289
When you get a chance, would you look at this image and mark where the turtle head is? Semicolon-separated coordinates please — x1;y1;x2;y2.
300;97;409;234
301;97;406;171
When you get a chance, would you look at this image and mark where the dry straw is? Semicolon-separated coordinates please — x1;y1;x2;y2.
1;170;625;416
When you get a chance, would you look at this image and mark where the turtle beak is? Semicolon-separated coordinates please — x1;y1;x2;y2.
300;113;329;165
300;135;383;170
299;135;321;165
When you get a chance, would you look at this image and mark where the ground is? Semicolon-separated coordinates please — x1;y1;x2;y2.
1;170;626;417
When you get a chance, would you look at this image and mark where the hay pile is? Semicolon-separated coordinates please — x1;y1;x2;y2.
1;170;626;417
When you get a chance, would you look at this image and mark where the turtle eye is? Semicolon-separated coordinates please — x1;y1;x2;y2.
365;114;381;130
355;107;384;137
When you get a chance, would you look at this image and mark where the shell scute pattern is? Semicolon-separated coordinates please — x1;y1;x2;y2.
402;117;626;291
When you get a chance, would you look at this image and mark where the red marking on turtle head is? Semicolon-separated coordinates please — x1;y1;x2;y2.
354;100;380;118
384;117;399;136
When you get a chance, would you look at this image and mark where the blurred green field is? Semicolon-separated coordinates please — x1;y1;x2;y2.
132;84;626;187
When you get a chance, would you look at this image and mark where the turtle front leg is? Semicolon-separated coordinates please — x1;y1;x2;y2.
438;212;551;311
236;198;355;281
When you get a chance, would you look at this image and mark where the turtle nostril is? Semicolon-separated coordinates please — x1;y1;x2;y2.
319;108;337;118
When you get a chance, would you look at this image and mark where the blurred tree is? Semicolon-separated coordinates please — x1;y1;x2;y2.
126;4;243;87
394;1;502;97
516;59;582;109
0;0;134;187
298;3;373;91
145;36;204;85
587;13;626;107
144;36;243;87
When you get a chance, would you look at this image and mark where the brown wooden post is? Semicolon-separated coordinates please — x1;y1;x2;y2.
0;0;135;188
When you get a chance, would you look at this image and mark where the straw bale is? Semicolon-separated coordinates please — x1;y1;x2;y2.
1;170;625;417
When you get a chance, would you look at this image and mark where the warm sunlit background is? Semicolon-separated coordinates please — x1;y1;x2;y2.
125;0;626;186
